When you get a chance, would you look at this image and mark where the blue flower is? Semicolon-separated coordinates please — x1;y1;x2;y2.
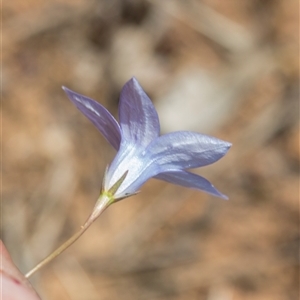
63;78;231;205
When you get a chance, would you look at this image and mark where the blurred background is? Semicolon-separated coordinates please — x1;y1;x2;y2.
3;0;299;299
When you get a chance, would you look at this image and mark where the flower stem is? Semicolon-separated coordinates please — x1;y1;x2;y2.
25;194;111;278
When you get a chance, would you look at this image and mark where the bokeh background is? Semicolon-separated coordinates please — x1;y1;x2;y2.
3;0;299;299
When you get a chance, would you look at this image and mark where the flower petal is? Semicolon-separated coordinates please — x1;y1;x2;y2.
105;132;231;199
155;170;228;199
63;87;121;150
119;77;160;147
104;142;147;198
147;131;231;170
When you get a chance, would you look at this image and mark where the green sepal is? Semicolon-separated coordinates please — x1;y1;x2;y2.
114;191;140;202
100;170;130;205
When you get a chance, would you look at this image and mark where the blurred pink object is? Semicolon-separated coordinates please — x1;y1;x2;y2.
0;241;40;300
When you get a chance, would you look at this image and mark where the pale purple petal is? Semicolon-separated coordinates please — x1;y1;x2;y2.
147;131;231;170
104;142;147;197
155;170;228;199
106;131;231;198
63;87;121;150
118;78;160;147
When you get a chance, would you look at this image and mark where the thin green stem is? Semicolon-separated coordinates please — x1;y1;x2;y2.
25;222;90;278
25;194;112;278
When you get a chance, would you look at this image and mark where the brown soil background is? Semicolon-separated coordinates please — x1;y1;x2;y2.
3;1;299;299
